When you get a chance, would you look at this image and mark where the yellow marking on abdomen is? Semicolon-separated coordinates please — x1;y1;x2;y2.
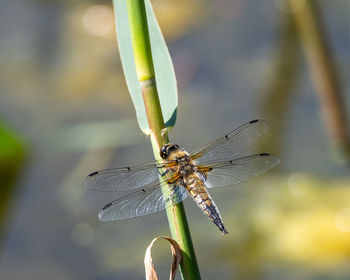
185;173;228;234
185;174;213;209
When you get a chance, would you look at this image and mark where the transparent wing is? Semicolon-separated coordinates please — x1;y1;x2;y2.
98;182;189;221
200;153;280;188
84;162;167;192
190;120;269;165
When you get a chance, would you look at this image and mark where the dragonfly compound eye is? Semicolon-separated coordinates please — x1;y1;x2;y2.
160;143;180;159
160;145;168;159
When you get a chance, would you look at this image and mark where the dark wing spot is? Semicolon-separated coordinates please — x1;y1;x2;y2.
127;167;131;171
142;189;146;193
249;119;259;124
259;153;270;156
88;171;99;177
102;202;113;210
225;134;229;139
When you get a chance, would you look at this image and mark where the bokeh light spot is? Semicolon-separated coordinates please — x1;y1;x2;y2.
83;5;114;36
335;208;350;232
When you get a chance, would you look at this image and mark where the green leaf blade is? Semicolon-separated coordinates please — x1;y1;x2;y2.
113;0;178;133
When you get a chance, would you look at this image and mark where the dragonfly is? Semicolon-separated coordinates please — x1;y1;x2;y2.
83;119;280;234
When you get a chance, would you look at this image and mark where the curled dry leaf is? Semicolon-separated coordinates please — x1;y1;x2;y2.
144;236;182;280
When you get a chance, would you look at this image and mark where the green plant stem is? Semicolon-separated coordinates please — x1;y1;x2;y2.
125;0;201;279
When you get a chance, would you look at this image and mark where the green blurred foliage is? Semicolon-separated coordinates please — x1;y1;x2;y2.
0;121;26;243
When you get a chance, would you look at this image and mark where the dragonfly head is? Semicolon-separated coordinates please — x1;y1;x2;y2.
160;143;180;159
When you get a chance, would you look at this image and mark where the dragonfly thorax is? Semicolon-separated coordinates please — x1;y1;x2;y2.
176;155;197;177
160;144;196;177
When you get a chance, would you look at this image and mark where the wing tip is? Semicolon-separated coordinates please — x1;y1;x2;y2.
83;171;100;189
259;153;280;166
249;119;269;128
88;171;99;177
98;209;108;221
102;202;113;211
274;156;281;166
249;119;259;124
98;215;105;222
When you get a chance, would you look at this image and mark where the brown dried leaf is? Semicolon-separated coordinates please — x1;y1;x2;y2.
144;236;182;280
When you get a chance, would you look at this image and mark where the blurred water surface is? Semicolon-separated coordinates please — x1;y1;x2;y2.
0;0;349;279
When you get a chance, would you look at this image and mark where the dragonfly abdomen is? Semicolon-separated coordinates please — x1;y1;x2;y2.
185;174;228;235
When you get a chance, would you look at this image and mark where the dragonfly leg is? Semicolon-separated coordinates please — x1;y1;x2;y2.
163;185;183;205
160;169;170;177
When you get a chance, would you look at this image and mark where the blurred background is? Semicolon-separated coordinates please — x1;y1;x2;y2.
1;0;350;279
